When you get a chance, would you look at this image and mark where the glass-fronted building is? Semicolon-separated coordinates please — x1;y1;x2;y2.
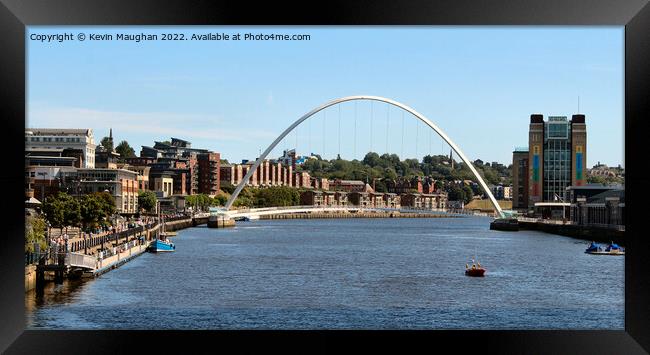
543;116;572;202
526;114;587;207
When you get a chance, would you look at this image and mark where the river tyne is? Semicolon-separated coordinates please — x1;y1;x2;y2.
26;216;623;329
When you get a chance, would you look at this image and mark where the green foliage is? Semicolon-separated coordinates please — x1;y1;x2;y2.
298;152;511;191
233;196;254;208
253;186;300;207
100;136;113;151
80;194;104;230
213;194;228;206
42;192;68;229
63;197;81;228
115;140;135;159
80;192;116;231
25;215;47;253
42;191;116;232
186;194;215;211
587;174;624;186
138;191;157;212
447;186;465;202
220;182;235;194
94;191;116;216
363;152;381;167
462;185;474;204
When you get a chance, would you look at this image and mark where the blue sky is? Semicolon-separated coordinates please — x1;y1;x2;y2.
27;26;624;168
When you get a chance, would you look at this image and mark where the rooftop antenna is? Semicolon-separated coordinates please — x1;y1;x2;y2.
578;96;580;114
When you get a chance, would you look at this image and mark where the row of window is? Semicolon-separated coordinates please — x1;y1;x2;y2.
75;172;119;180
27;137;83;143
543;151;571;161
545;122;570;139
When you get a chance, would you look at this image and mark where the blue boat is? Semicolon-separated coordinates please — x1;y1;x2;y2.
148;213;175;252
585;241;624;255
149;238;175;252
605;243;624;254
585;242;604;254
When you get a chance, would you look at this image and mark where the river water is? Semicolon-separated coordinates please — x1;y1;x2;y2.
26;217;624;329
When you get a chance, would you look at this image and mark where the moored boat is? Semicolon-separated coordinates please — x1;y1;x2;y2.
149;238;176;252
585;241;624;255
148;208;176;252
585;241;604;254
605;242;625;255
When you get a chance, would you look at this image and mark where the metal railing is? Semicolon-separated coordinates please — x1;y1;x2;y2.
67;252;97;269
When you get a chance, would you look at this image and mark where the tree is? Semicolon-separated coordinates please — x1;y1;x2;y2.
213;194;228;206
115;140;135;159
462;185;474;204
587;175;607;185
25;215;47;253
447;186;465;202
186;194;214;211
63;197;81;231
94;191;116;216
100;136;113;151
138;191;157;212
80;194;104;231
253;186;300;207
363;152;381;167
220;182;235;195
42;192;68;232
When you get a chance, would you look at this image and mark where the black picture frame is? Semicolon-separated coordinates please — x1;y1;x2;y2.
1;0;649;353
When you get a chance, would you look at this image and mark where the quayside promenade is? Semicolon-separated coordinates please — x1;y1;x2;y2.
25;215;202;292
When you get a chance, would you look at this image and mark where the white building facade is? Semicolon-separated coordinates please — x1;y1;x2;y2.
25;128;96;168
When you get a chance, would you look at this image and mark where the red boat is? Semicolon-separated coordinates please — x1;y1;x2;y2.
465;259;486;277
465;267;486;277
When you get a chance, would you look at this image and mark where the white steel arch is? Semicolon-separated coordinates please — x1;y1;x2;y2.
224;95;504;218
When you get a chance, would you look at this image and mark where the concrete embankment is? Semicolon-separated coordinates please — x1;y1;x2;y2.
85;242;149;278
260;211;463;220
518;220;625;246
163;216;234;230
25;265;37;292
164;219;195;231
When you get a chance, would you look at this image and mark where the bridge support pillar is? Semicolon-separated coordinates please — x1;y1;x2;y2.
35;260;45;293
54;256;65;284
207;218;236;228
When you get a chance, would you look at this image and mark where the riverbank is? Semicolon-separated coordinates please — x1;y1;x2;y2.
517;219;625;246
260;211;465;220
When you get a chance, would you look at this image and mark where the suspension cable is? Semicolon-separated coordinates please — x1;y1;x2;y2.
354;101;357;159
415;119;419;159
385;103;389;154
370;100;373;153
338;103;341;158
401;110;405;159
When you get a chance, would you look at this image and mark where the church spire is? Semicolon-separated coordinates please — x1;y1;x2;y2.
109;128;114;151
